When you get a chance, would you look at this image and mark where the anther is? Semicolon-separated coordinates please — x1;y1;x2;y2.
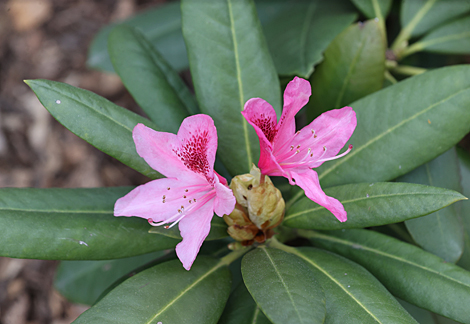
164;225;170;229
290;145;294;151
162;200;166;203
183;195;186;198
296;145;300;149
162;195;166;199
185;189;189;192
167;187;170;190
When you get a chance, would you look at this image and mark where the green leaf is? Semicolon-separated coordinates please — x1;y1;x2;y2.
181;0;281;175
218;283;272;324
349;0;393;19
0;187;178;260
262;0;356;78
457;147;470;271
316;65;470;188
284;182;466;230
398;148;464;263
55;251;166;305
73;256;232;324
307;229;470;323
108;25;198;133
308;19;386;118
242;247;325;324
87;2;188;72
400;0;470;38
397;298;437;324
293;247;418;324
149;216;229;241
407;16;470;55
25;79;161;179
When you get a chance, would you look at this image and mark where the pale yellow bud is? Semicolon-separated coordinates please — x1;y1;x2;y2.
224;165;285;245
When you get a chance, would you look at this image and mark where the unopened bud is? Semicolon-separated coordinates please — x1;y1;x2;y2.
224;165;285;245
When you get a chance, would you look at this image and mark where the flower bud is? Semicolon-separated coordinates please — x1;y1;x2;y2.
224;165;285;245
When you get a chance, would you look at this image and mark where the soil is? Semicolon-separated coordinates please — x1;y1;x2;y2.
0;1;166;323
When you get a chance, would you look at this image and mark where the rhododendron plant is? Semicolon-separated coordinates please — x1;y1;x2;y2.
115;115;235;270
6;0;470;323
242;77;356;222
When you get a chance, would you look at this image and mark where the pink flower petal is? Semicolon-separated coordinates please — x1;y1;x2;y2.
290;169;347;222
242;98;278;146
304;107;357;168
213;182;236;217
176;201;214;270
275;77;311;150
114;177;212;223
133;124;192;179
176;114;218;182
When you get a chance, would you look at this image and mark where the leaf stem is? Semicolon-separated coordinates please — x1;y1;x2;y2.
391;65;427;76
218;245;252;266
391;0;438;56
384;70;398;84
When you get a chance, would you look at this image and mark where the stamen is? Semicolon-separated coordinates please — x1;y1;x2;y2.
317;144;353;163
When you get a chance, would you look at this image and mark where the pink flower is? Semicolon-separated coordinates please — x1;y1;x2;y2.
242;77;356;222
114;115;236;270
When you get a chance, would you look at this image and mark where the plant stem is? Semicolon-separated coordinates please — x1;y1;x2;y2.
384;70;397;84
391;0;438;55
391;65;427;76
218;245;252;266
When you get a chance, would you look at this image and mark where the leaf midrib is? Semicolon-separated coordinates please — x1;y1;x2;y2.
318;86;470;180
334;29;368;108
285;191;462;221
145;262;223;323
227;0;253;172
32;81;135;133
0;207;110;214
313;233;470;289
261;248;305;324
421;30;470;48
296;250;383;323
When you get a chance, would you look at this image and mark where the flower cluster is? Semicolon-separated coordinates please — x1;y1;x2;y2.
114;77;356;270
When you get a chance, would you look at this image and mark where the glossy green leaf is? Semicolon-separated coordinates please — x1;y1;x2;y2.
181;0;281;175
307;229;470;323
308;19;386;118
242;247;325;324
87;2;188;72
398;148;464;263
400;0;470;38
292;247;418;324
316;66;470;188
408;16;470;55
284;182;466;230
55;251;166;305
457;147;470;271
108;25;198;133
73;257;231;324
149;215;229;241
397;299;437;324
0;187;178;260
25;79;161;179
350;0;393;19
218;283;271;324
262;0;356;78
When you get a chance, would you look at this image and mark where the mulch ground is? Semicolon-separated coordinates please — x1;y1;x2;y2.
0;1;166;323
